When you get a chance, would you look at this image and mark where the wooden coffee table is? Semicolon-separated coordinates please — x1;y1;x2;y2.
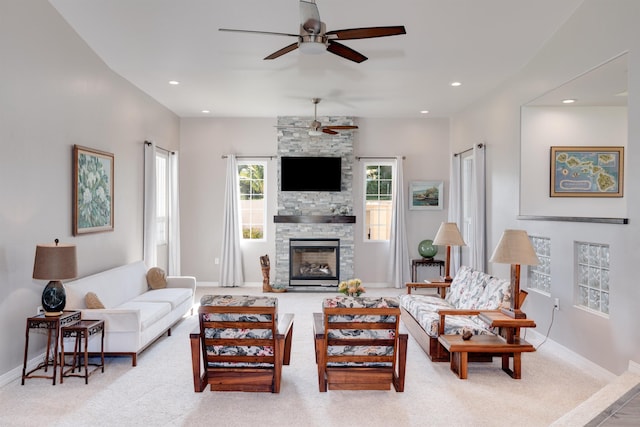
438;334;535;379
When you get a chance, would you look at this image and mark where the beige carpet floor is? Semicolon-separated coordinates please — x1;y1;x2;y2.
0;286;633;427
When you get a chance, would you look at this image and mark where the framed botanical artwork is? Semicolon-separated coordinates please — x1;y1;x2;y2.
409;180;444;210
73;145;114;235
550;146;624;197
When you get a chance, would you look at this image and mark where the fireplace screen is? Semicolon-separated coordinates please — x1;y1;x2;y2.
289;239;340;286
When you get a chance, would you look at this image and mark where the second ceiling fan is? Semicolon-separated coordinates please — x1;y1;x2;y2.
279;98;358;136
219;0;406;63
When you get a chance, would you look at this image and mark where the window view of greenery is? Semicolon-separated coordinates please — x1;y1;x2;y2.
238;163;265;240
365;164;393;241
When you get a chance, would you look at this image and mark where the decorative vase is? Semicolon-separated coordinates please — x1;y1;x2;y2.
418;239;438;258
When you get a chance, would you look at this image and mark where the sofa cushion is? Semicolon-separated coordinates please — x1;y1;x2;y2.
131;288;192;310
85;292;105;309
116;301;172;331
146;267;167;289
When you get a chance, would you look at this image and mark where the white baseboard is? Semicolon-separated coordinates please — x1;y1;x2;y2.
0;352;48;388
628;360;640;374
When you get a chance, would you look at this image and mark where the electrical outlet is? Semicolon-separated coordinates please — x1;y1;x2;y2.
215;258;220;265
37;306;43;315
554;298;560;311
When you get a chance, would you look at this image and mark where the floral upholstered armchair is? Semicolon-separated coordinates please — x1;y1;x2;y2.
190;295;294;393
314;296;408;392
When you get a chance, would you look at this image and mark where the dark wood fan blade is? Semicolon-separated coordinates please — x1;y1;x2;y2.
326;26;406;40
264;42;299;60
219;28;299;37
327;41;367;63
324;125;359;130
322;128;339;135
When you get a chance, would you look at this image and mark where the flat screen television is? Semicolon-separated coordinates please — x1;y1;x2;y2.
281;156;342;192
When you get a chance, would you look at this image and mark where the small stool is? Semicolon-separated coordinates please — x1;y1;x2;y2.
60;319;105;384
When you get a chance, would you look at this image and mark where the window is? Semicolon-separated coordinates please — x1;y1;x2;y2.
364;162;393;241
155;151;169;245
576;242;610;315
238;162;266;240
528;236;551;294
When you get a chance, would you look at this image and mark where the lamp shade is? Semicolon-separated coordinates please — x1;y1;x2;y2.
432;222;466;247
489;229;539;266
33;242;77;280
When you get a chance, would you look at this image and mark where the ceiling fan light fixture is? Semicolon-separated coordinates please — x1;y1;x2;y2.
308;129;323;136
299;34;327;54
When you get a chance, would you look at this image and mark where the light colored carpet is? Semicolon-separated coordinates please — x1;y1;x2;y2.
0;286;628;427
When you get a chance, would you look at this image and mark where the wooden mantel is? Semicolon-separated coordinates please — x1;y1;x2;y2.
274;215;356;224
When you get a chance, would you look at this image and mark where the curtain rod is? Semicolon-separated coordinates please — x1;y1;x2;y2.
355;156;405;160
221;155;275;160
453;143;485;157
144;140;175;155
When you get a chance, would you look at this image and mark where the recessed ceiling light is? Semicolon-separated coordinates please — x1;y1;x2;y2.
562;99;576;104
168;80;180;85
420;110;429;114
450;81;462;87
201;110;210;114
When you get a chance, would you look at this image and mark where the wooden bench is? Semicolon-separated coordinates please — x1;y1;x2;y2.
438;334;535;379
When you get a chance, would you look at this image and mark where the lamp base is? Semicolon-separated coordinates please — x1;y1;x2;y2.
44;311;63;317
500;307;527;319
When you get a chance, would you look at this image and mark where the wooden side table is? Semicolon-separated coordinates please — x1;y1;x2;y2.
60;319;105;384
411;258;444;282
478;311;536;344
21;310;81;385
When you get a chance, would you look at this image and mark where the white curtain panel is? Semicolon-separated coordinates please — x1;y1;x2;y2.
168;152;181;276
219;155;244;287
471;144;487;271
143;142;157;268
448;154;462;273
387;156;411;288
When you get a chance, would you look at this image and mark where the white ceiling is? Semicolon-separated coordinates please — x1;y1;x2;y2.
49;0;584;119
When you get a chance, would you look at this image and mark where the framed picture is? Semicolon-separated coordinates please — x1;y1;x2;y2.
550;146;624;197
409;180;443;210
73;145;114;235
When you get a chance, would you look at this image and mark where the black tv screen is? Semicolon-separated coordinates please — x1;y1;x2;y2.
281;156;342;191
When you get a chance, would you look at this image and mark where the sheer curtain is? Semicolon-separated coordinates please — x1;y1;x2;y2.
143;142;157;267
387;156;410;288
448;154;462;273
168;152;181;275
471;144;487;272
219;154;244;287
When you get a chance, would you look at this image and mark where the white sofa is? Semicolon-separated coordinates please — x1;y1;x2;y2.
64;261;196;366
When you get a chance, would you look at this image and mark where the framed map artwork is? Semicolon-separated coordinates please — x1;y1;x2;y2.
73;145;114;235
550;146;623;197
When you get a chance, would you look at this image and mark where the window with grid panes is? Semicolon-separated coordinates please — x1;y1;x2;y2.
576;241;610;315
364;162;393;241
237;162;266;240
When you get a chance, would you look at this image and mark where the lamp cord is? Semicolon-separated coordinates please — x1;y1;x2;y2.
535;305;556;350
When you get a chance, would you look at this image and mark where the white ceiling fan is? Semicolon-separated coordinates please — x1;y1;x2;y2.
219;0;406;63
278;98;359;136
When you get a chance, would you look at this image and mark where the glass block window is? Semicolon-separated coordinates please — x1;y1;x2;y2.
576;242;610;315
527;236;551;294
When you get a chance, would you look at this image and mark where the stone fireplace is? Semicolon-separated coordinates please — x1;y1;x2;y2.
289;238;340;287
275;115;356;290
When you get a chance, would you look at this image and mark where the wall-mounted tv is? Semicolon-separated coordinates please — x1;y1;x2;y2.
281;156;342;192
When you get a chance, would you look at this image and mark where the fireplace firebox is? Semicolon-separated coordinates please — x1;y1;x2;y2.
289;239;340;287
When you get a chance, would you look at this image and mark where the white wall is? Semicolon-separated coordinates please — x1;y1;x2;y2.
0;0;179;379
451;0;640;374
179;117;450;285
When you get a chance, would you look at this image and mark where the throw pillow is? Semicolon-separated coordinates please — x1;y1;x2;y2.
85;292;105;309
147;267;167;289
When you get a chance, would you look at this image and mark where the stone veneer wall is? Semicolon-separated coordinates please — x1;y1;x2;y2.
275;115;355;287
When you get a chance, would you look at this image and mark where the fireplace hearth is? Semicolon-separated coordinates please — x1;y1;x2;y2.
289;238;340;287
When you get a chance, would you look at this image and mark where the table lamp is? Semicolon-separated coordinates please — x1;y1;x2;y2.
489;229;539;319
432;222;466;282
33;239;77;316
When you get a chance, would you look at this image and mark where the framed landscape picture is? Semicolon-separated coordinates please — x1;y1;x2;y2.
550;146;624;197
409;180;443;210
73;145;114;235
